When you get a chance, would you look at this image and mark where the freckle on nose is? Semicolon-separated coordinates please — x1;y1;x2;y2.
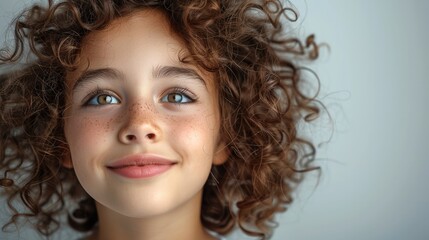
128;102;158;118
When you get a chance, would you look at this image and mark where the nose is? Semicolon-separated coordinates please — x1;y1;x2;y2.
118;103;161;144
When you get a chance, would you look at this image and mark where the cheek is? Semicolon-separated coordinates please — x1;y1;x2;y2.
168;111;219;156
65;117;114;156
64;117;115;185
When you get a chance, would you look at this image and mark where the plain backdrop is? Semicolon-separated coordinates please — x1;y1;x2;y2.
1;0;428;240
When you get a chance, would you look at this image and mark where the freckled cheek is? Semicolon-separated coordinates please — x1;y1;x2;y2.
65;117;115;150
167;113;219;156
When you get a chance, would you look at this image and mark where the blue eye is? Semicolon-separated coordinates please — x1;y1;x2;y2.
87;94;120;106
161;92;194;103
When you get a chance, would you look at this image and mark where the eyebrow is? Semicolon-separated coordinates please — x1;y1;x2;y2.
72;66;207;91
152;65;207;87
72;68;125;91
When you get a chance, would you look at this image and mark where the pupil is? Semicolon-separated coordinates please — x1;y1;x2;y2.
168;94;182;102
98;95;111;104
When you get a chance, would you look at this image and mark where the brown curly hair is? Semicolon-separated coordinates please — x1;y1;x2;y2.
0;0;322;239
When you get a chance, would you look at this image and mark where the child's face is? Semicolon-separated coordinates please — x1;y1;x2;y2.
63;10;227;219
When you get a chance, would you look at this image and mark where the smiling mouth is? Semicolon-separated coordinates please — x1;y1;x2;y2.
107;154;177;179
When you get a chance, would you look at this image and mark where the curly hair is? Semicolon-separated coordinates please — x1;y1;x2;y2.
0;0;322;239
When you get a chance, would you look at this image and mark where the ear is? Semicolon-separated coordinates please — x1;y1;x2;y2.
213;141;229;165
62;151;74;169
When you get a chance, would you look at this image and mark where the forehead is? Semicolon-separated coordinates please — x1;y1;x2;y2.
81;9;180;63
66;8;217;93
84;9;177;44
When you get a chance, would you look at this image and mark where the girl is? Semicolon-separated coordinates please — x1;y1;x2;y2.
0;0;322;239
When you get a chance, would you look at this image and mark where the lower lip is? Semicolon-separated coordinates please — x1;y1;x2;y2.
108;164;174;179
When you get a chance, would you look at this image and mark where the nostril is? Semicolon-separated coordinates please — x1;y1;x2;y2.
126;135;137;141
146;133;155;140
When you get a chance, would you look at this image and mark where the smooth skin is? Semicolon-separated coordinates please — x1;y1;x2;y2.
63;9;228;240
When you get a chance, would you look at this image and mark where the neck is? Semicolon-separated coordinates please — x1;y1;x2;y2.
88;191;216;240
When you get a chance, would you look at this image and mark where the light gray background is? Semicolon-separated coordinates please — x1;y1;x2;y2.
1;0;428;239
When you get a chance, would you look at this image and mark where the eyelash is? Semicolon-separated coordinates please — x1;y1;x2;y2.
82;87;197;107
83;88;121;107
160;87;197;104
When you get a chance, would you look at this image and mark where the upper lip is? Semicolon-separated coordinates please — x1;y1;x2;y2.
107;154;177;168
